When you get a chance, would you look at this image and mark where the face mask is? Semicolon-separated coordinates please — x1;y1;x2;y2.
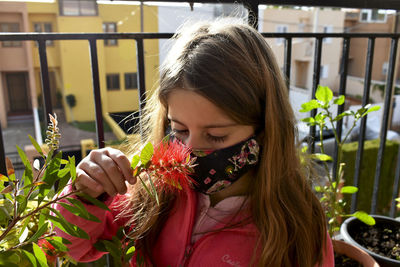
189;136;260;195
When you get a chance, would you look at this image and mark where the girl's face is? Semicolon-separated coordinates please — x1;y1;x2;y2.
167;89;255;150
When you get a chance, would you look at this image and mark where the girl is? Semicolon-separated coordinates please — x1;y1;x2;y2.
55;18;334;266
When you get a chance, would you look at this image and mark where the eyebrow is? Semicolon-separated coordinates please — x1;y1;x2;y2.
168;117;238;129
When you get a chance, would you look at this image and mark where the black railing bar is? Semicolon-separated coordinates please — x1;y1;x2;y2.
389;145;400;217
136;39;146;138
0;32;174;41
88;39;105;149
0;123;6;176
284;37;292;90
332;37;350;181
308;37;323;154
38;39;53;126
351;37;375;213
370;37;398;214
2;32;400;41
137;0;400;10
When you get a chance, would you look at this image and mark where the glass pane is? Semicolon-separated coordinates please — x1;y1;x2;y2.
63;0;80;16
34;23;42;32
10;23;19;32
371;10;378;21
44;23;52;32
80;0;97;16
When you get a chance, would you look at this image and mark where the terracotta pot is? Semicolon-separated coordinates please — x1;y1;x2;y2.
341;215;400;267
333;239;379;267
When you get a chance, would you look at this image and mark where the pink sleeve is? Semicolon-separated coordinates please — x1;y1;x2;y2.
319;232;334;267
52;184;122;262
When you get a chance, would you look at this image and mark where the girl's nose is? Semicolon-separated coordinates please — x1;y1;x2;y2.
185;134;204;150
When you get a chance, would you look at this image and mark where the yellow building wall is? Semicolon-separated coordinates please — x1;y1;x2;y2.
56;17;107;122
98;4;159;114
25;1;159;124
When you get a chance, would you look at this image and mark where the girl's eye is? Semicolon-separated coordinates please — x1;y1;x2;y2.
207;134;227;143
172;129;188;138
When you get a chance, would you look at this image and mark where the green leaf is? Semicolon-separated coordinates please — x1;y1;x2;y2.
46;237;69;252
56;167;71;194
301;117;316;125
314;186;323;192
126;244;136;255
29;134;45;158
131;155;140;169
333;110;353;122
17;215;32;243
311;153;333;162
340;186;358;194
21;250;38;267
299;99;320;112
315;85;333;104
16;145;33;186
32;242;49;267
147;175;159;205
76;193;110;211
140;142;154;166
40;151;62;196
352;211;376;226
69;156;76;182
362;105;381;117
102;240;121;260
45;210;89;239
334;95;345;105
26;222;49;243
59;199;101;223
0;251;20;266
16;195;28;215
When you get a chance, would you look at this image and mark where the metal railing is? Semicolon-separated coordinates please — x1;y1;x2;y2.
0;30;399;217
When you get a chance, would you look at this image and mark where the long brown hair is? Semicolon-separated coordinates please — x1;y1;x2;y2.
119;18;327;267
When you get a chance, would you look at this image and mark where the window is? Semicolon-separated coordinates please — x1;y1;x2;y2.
106;74;120;90
103;23;118;46
125;73;138;89
360;9;386;23
59;0;97;16
1;23;22;47
276;25;288;45
323;25;333;44
34;22;53;46
382;62;389;76
320;65;329;79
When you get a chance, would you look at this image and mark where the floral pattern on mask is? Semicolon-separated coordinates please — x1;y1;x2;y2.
190;136;261;195
206;180;231;194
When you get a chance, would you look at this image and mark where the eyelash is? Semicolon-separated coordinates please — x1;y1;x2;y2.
172;129;227;143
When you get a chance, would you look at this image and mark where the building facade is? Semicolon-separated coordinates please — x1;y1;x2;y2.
0;0;159;136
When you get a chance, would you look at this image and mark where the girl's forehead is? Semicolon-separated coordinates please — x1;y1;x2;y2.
166;89;234;125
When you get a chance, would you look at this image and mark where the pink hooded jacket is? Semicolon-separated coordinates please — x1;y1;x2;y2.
54;185;334;266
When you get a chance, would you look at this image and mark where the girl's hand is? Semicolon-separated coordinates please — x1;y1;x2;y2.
74;148;136;198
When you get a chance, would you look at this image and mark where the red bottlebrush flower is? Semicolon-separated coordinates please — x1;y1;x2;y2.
150;139;197;191
38;238;65;265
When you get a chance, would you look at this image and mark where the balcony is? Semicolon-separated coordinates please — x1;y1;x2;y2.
0;0;399;265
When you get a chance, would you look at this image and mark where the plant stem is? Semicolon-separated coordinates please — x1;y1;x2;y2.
7;232;56;251
0;189;78;242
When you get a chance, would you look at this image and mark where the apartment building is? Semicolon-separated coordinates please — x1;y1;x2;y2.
0;0;159;134
261;7;345;92
345;9;400;103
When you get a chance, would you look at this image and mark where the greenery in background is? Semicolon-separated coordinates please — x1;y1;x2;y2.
70;121;112;133
341;139;399;215
299;85;379;236
0;114;108;266
372;83;400;97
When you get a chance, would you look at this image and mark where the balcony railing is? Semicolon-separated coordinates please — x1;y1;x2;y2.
1;28;400;221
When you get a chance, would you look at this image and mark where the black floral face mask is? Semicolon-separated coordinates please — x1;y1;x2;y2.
189;136;260;195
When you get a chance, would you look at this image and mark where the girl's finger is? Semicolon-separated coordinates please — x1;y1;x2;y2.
75;169;104;198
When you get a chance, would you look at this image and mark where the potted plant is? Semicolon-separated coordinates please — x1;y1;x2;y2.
300;85;380;266
0;114;196;266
